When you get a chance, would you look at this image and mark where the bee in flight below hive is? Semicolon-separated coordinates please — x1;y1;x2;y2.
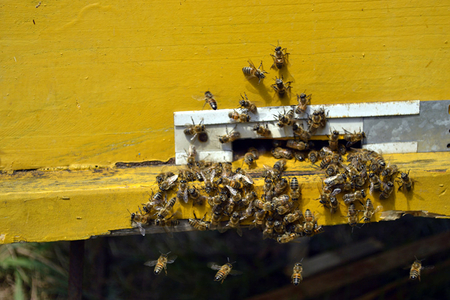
291;260;303;286
209;258;243;283
144;251;177;275
409;256;434;281
242;60;268;83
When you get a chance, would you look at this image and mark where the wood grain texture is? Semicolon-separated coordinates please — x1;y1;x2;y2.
1;0;450;170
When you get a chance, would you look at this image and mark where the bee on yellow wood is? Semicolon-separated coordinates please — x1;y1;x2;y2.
379;181;394;200
295;93;311;115
238;93;257;114
271;76;292;97
188;187;206;206
272;147;293;159
324;173;347;187
242;60;268;83
318;185;340;214
274;177;289;195
201;168;217;195
303;209;318;236
209;258;242;283
346;203;359;228
159;174;179;192
273;159;287;176
156;170;175;186
284;210;302;224
176;179;189;204
308;150;319;164
270;43;289;69
343;189;366;205
129;208;151;236
290;176;301;202
397;170;413;192
253;123;272;137
219;126;241;144
291;261;303;286
369;172;382;195
274;108;295;128
228;109;251;123
193;91;218;110
188;212;210;231
144;252;178;275
155;197;177;219
225;211;243;237
343;128;366;147
360;199;383;222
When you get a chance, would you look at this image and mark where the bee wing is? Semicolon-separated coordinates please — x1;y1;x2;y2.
166;174;179;185
210;168;216;181
208;262;223;271
235;226;243;237
144;259;159;267
324;175;338;185
167;255;178;264
331;188;342;197
190;133;198;141
229;269;243;276
137;223;146;236
234;173;254;184
247;59;256;69
226;185;238;196
183;189;189;204
200;171;208;183
421;265;435;270
192;95;206;102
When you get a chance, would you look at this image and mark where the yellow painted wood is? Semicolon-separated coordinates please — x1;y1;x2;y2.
1;1;450;170
1;152;449;244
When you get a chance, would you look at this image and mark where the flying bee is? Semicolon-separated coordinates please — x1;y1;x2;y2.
159;174;179;192
346;203;359;228
308;150;319;164
271;76;292;97
225;211;243;237
189;212;210;231
219;126;241;144
272;147;293;159
381;164;398;181
209;258;242;284
253;123;271;137
274;108;295;127
343;189;366;205
397;170;413;192
201;168;217;195
379;181;394;200
410;258;422;281
242;60;268;83
369;172;382;195
292;122;311;142
284;210;302;224
243;147;259;167
295;93;311;115
184;117;207;142
360;199;383;222
193;90;218;110
343;128;366;147
155;197;177;219
277;232;300;244
290;177;301;202
291;262;303;285
307;108;327;133
270;44;289;69
238;93;257;114
228;109;251;123
328;129;340;151
144;252;178;275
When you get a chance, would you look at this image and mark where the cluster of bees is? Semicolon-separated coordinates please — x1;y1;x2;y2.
130;43;417;284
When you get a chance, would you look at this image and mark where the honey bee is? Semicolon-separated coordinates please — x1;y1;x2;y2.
253;123;271;137
273;159;287;176
239;93;257;114
143;190;164;211
130;209;150;236
286;140;311;151
189;212;210;231
185;145;197;168
307;108;327;133
179;168;196;182
360;199;383;222
379;181;394;200
159;174;179;192
325;163;340;177
243;147;259;167
273;194;290;206
284;210;302;224
233;168;254;187
319;156;333;170
194;90;218;110
176;179;189;204
270;44;289;69
242;60;268;83
225;211;243;237
272;147;293;159
144;252;178;275
271;76;292;97
184;117;207;142
291;262;303;285
228;110;251;123
277;202;294;215
249;209;266;230
308;150;319;164
343;128;366;147
292;122;311;142
381;164;398;181
290;177;301;202
369;173;382;195
210;210;224;231
209;258;242;283
295;93;311;115
346;203;359;228
188;187;206;206
276;109;295;128
397;170;413;192
274;220;286;234
318;185;340;214
219;126;241;144
274;177;289;195
303;209;318;236
277;232;299;244
218;175;242;196
201;168;217;194
155;197;177;219
328;129;340;151
369;152;386;174
156;171;175;186
343;189;366;205
324;173;347;187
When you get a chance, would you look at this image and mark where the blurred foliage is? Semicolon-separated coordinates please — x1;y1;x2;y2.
1;216;450;299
